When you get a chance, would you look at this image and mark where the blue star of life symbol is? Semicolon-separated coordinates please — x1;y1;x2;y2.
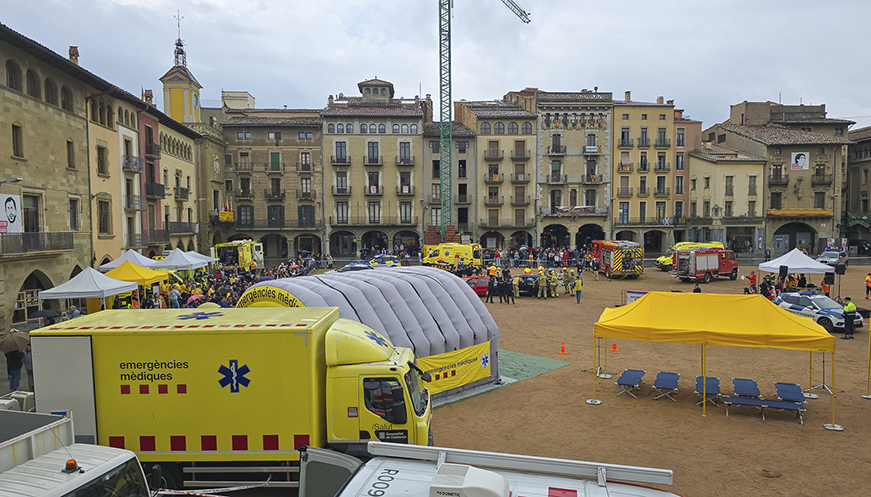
364;329;390;347
218;360;250;393
480;353;490;368
179;311;224;320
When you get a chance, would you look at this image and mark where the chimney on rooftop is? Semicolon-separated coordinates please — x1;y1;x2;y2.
69;46;79;65
705;142;712;150
624;91;631;102
143;89;153;105
656;96;664;104
667;99;674;105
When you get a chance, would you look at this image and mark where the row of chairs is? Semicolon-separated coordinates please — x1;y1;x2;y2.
615;369;807;425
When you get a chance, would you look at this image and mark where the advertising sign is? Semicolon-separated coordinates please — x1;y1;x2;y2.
0;194;22;233
791;152;809;170
417;341;492;395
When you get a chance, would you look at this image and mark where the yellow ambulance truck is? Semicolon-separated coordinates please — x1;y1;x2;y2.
30;308;432;489
422;243;482;270
211;239;263;270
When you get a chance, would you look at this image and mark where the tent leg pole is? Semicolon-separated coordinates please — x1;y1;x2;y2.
598;337;612;379
586;334;601;405
863;333;871;399
805;351;818;399
702;344;706;418
825;352;843;431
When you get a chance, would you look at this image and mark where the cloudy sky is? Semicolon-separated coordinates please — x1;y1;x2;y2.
5;0;871;129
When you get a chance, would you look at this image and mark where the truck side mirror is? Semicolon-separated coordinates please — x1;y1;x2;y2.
148;464;162;490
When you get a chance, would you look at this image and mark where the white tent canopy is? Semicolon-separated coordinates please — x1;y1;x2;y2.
150;249;209;271
98;250;156;272
185;251;218;264
38;267;137;300
759;248;833;274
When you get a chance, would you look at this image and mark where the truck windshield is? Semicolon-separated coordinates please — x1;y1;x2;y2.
404;369;427;417
63;458;148;497
216;246;240;266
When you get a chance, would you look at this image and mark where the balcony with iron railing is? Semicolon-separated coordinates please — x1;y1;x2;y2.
457;222;469;232
812;173;833;186
328;216;386;226
769;174;789;187
265;162;286;173
145;182;165;199
331;156;351;166
613;216;684;226
582;174;605;184
382;216;419;226
547;173;567;185
297;162;313;172
539;206;609;217
583;145;603;155
144;230;169;245
617;163;634;173
296;190;315;201
616;187;633;197
236;219;324;230
654;163;671;172
654;187;671;197
208;210;235;224
144;141;161;158
396;185;415;195
547;145;566;155
637;187;649;197
124;194;146;211
0;232;75;255
455;193;471;204
396;156;415;166
637;161;650;172
363;155;383;166
510;173;530;183
428;194;442;205
235;189;254;199
332;186;352;196
637;137;650;148
485;196;504;206
265;189;286;200
364;186;383;196
167;222;198;234
479;218;535;229
173;187;189;201
510;149;531;160
511;195;530;206
484;150;504;161
484;173;504;184
122;155;144;173
655;138;671;148
618;138;634;148
235;162;253;173
125;233;146;248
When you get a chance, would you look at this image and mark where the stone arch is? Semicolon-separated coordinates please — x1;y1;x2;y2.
212;231;225;245
643;229;668;254
186;240;194;251
13;270;53;325
576;223;605;248
509;230;532;248
479;231;504;249
541;223;569;248
361;230;388;254
330;230;357;257
25;69;40;98
392;231;419;252
773;221;818;255
615;230;637;242
100;256;112;267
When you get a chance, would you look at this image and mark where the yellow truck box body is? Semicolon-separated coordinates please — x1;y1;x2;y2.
31;308;340;463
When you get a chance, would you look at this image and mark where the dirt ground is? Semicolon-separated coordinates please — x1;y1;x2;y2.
432;267;871;497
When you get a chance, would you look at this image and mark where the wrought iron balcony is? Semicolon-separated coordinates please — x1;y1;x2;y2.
332;186;352;196
144;141;161;158
617;163;633;173
583;174;605;184
484;150;504;161
655;138;671;148
173;187;189;201
122;155;144;173
0;232;74;255
363;155;383;166
637;187;649;197
167;222;197;234
654;187;671;197
396;156;415;166
144;229;169;245
478;218;534;228
510;173;530;183
396;185;415;195
266;162;286;173
296;189;315;200
768;174;789;187
428;194;442;205
618;138;634;148
364;186;383;196
235;162;253;172
616;187;633;198
637;137;650;148
485;196;504;206
511;195;530;206
547;173;567;185
265;189;286;200
613;216;681;226
484;173;504;184
145;182;165;198
124;194;146;211
331;156;351;166
654;163;671;172
455;194;471;204
547;145;566;155
812;174;833;186
297;162;313;172
125;233;146;248
235;189;254;199
637;162;650;172
510;150;531;160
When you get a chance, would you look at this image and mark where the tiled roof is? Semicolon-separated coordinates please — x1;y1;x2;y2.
226;108;324;114
459;101;536;119
159;65;201;88
718;123;853;145
771;118;855;125
613;100;672;107
690;144;767;163
848;125;871;143
422;122;476;137
321;104;423;117
221;116;321;127
358;78;392;86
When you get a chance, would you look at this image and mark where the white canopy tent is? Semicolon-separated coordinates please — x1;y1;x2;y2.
98;250;156;272
759;248;833;274
149;249;209;271
185;251;218;264
38;267;137;300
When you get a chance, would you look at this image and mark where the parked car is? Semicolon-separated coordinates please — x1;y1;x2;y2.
369;254;400;267
817;250;848;267
774;291;863;332
332;261;373;273
849;239;871;255
462;276;490;297
516;274;540;296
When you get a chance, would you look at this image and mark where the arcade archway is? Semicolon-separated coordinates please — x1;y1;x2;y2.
509;231;532;248
773;222;817;256
644;229;667;254
13;270;53;325
330;230;357;257
541;224;569;248
616;230;637;242
576;224;605;249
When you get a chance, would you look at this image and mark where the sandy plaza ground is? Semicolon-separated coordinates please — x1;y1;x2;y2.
432;265;871;497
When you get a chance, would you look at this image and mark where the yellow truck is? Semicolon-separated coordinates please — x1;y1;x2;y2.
422;243;482;270
30;308;432;489
211;239;263;270
655;241;724;271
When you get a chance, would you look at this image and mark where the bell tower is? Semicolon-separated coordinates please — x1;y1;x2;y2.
159;12;201;123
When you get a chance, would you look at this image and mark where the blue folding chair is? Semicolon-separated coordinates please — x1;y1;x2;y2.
774;382;806;403
652;372;680;402
695;376;721;406
732;378;761;399
615;369;646;398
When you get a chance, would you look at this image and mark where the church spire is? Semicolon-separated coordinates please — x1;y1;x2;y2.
173;10;186;67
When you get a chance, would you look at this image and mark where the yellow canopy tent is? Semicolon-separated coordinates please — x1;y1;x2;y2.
591;292;840;428
106;261;169;286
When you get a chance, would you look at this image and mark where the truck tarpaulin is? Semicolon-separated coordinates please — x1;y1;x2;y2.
417;341;491;394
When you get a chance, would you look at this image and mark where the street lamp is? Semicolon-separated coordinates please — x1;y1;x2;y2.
0;177;23;185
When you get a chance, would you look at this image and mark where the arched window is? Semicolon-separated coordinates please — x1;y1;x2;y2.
365;88;371;95
118;107;123;124
401;124;409;134
393;124;400;133
43;79;57;105
131;114;136;128
327;123;335;133
337;123;344;134
60;86;72;111
346;123;353;133
98;102;105;125
480;122;491;134
106;105;114;128
25;70;40;98
369;124;376;134
90;100;98;122
378;124;385;134
521;122;532;134
410;124;417;134
381;88;387;96
125;110;130;125
5;60;22;90
508;122;518;134
360;124;367;134
494;122;505;134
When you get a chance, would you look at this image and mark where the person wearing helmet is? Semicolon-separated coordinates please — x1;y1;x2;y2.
564;269;575;296
537;270;547;299
549;270;559;298
512;275;521;298
524;266;532;275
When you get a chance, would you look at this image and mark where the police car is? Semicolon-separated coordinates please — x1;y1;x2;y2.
368;254;400;267
774;291;863;332
332;261;373;273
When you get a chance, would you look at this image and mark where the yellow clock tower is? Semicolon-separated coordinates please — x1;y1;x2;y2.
160;37;201;123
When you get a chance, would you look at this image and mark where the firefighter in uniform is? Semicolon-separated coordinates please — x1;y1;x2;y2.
512;275;520;298
549;270;559;298
537;269;547;299
564;269;575;295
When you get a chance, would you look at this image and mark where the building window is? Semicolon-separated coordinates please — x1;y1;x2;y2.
368;171;379;193
431;207;441;226
328;124;335;133
236;131;251;140
690;202;697;217
725;175;734;196
641;114;647;120
724;201;732;217
335;142;347;160
704;176;710;189
301;177;311;194
336;171;348;192
458;160;466;178
98;200;111;234
814;192;825;209
771;192;782;210
432;160;440;179
338;124;346;134
225;180;232;192
675;153;684;170
717;134;725;143
336;201;348;224
400;201;412;223
494;122;505;134
521;122;532;134
399;142;411;161
393;124;399;133
659;114;665;120
96;146;109;175
703;200;710;217
431;140;440;153
674;201;683;220
676;129;685;147
749;175;757;195
11;124;23;157
367;142;379;162
691;178;696;190
69;198;78;230
748;200;756;217
367;201;381;223
369;124;377;134
773;147;782;155
675;175;684;195
480;123;491;134
60;86;73;111
379;124;386;134
508;122;518;134
835;127;844;136
66;140;75;168
457;141;467;153
238;205;253;224
622;114;629;120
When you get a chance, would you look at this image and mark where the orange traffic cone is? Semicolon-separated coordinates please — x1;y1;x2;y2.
611;339;618;352
559;341;567;355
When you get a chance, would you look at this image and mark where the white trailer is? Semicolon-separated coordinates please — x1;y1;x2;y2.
300;442;680;497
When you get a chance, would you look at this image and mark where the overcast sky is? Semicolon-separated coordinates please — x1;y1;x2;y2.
6;0;871;130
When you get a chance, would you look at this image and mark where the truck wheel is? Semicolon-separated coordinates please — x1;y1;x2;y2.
703;272;712;283
730;269;738;281
817;317;834;333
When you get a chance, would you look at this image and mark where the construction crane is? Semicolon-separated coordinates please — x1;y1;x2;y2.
438;0;530;240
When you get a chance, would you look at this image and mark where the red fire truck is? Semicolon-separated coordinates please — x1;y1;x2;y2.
671;248;739;283
590;240;644;279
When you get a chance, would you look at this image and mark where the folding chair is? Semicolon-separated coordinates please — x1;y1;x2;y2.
774;382;806;404
731;378;761;399
695;376;721;406
652;371;680;402
615;369;646;398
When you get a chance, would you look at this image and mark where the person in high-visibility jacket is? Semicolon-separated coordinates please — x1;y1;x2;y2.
524;266;532;274
821;277;830;297
564;269;575;295
843;297;857;339
537;270;547;299
512;275;520;298
549;271;559;298
865;273;871;299
574;274;584;303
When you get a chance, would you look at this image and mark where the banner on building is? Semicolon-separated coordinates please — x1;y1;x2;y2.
417;341;492;395
791;152;809;170
0;194;22;233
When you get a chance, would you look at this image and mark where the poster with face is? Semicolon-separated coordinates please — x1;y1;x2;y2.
791;152;809;170
0;194;22;233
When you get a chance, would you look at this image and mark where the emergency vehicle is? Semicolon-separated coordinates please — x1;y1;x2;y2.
422;243;482;270
590;240;643;279
671;248;739;283
655;241;724;271
210;239;263;270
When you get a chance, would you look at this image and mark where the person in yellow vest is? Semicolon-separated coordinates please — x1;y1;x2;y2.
512;275;520;298
843;297;857;339
574;273;584;303
549;271;559;298
524;266;532;275
488;265;497;277
821;277;830;297
564;269;575;295
495;266;503;278
537;269;547;299
528;253;534;267
865;273;871;299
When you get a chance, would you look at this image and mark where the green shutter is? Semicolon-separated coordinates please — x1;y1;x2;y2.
270;152;280;171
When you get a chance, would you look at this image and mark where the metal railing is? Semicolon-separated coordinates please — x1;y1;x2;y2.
613;216;685;226
144;141;160;158
582;174;605;184
364;186;383;195
511;173;530;183
511;150;531;160
616;187;633;197
484;173;504;183
485;196;504;206
235;162;253;172
167;222;198;234
122;155;144;172
265;189;286;199
511;195;530;206
174;187;189;201
478;218;535;228
328;217;415;226
540;206;609;217
396;185;415;195
236;219;324;230
769;174;789;186
547;145;566;155
0;232;74;255
637;162;650;172
654;163;670;172
655;138;671;148
618;163;633;173
235;189;254;199
265;162;286;173
618;138;634;148
428;194;441;204
144;230;169;245
396;156;415;166
297;162;312;172
363;155;383;166
296;190;315;200
456;193;471;204
484;150;504;160
637;137;650;147
812;174;833;186
124;194;146;211
332;186;352;195
125;233;146;248
637;187;649;197
145;182;165;198
654;187;671;197
548;173;567;185
331;156;351;166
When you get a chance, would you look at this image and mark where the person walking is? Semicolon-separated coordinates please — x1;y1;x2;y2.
169;287;181;308
693;283;702;293
748;271;757;293
486;277;496;303
512;275;520;299
843;297;857;339
503;277;515;304
5;348;23;392
574;272;584;303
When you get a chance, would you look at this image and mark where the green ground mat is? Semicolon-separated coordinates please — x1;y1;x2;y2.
498;349;570;382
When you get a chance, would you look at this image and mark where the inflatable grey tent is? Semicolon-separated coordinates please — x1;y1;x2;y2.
236;266;499;393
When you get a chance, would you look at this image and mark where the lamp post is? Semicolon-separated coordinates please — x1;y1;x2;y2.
0;177;23;185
